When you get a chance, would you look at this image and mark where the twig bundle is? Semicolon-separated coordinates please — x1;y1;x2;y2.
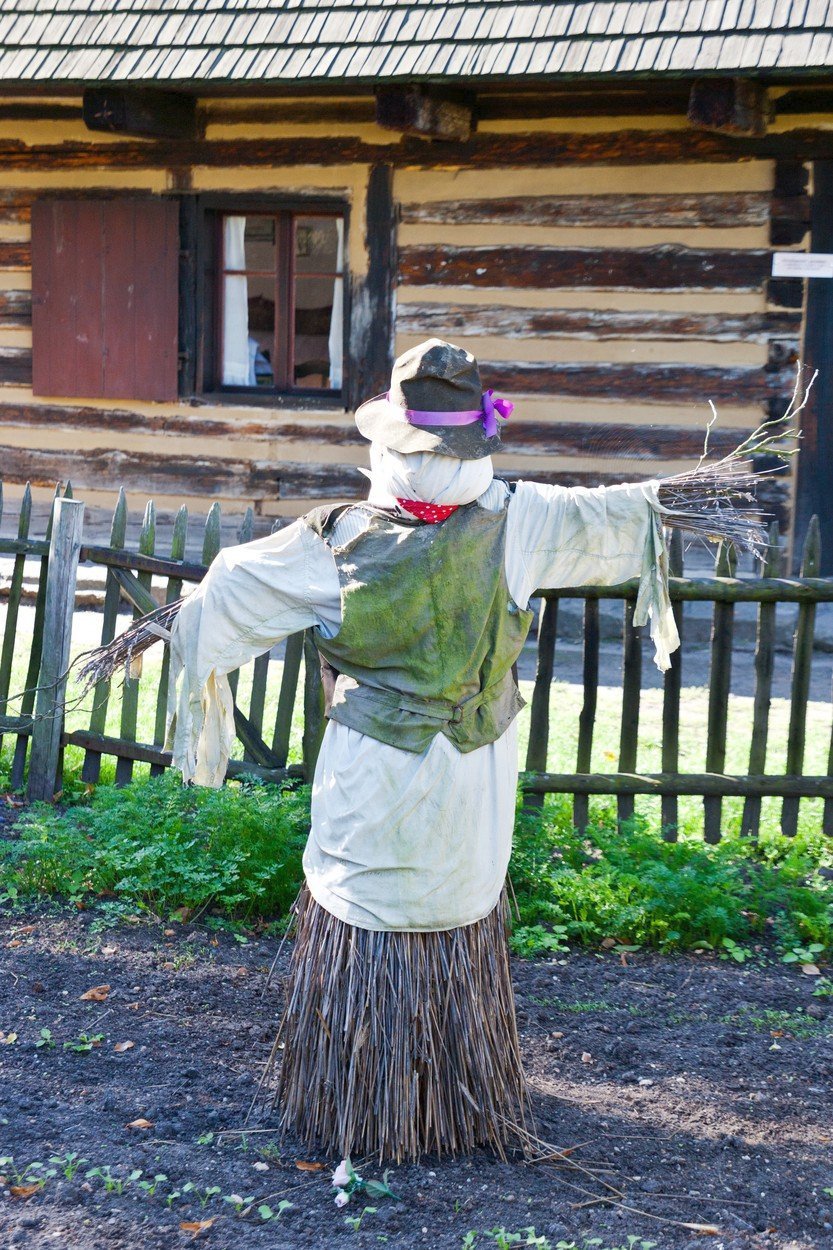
75;597;183;696
252;886;529;1162
657;364;814;559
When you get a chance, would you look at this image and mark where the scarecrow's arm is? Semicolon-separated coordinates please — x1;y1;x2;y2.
505;479;678;671
167;518;340;786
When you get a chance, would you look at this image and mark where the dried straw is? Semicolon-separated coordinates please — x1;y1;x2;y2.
74;597;182;696
253;886;529;1163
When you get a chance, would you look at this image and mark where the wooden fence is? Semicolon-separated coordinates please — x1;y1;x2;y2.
1;483;832;841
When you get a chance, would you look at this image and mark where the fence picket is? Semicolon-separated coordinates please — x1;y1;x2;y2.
272;631;304;767
661;529;684;840
524;597;558;811
617;600;642;826
11;486;59;789
81;488;127;785
302;631;326;782
0;483;31;754
704;542;736;844
115;501;155;786
781;516;821;836
573;598;599;832
151;504;188;777
741;522;780;838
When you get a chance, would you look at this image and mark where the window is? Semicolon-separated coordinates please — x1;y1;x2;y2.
209;208;345;397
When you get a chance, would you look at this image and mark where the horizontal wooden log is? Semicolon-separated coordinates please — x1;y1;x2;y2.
2;129;833;172
81;544;206;583
399;244;770;291
476;88;692;120
0;714;33;733
539;574;833;604
112;567;159;617
0;241;30;269
0;191;30;225
0;400;364;446
63;727;305;782
401;191;773;229
0;443;280;498
523;772;833;798
498;420;753;460
0;348;32;384
0;290;31;326
0;537;49;557
481;361;792;404
397;302;800;343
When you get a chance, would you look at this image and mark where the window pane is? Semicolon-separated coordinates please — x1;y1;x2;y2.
294;216;340;275
294;217;343;389
247;275;275;386
243;215;275;272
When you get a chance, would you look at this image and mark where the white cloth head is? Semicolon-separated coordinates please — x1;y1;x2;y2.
364;443;494;508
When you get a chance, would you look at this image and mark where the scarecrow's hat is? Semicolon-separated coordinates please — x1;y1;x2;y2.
355;339;513;460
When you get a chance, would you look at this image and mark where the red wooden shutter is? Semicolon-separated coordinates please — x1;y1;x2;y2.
31;198;179;402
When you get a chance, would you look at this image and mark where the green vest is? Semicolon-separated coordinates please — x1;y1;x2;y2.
303;500;534;754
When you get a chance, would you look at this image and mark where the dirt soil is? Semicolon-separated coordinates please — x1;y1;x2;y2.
0;899;831;1250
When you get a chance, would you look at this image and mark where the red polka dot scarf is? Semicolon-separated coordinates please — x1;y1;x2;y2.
397;499;459;524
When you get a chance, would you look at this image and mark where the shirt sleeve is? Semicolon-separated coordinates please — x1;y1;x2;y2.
505;479;680;672
166;518;341;787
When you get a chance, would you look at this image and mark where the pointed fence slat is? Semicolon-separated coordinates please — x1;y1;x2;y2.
272;630;304;767
524;597;558;811
741;522;781;838
660;529;684;840
151;504;188;777
573;598;599;833
617;600;642;826
703;542;736;844
781;516;821;836
11;486;59;789
81;488;128;785
115;500;155;786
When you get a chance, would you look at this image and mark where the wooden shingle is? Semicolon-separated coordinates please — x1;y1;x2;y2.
0;0;831;85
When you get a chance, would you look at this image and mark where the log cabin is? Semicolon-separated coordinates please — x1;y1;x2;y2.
1;2;833;566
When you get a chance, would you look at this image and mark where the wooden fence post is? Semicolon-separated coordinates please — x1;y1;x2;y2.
27;498;85;802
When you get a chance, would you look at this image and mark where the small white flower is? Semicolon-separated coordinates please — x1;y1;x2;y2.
331;1160;351;1188
253;1161;269;1172
334;1190;350;1208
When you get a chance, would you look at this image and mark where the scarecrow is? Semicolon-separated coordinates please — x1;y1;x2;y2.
81;339;793;1163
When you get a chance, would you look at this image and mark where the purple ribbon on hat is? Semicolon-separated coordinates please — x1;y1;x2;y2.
391;389;514;439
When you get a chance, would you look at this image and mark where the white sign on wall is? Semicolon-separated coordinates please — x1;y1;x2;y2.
772;252;833;279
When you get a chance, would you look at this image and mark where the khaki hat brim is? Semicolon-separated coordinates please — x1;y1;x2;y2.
354;394;501;460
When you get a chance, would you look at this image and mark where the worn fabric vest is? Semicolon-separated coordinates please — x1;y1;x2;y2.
303;500;534;754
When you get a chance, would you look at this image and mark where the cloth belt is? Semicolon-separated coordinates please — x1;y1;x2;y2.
332;672;505;726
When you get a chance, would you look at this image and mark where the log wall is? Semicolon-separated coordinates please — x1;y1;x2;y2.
0;89;821;544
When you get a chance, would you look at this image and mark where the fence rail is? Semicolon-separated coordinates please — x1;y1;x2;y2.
0;482;831;841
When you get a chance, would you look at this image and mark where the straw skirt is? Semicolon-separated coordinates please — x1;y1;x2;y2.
265;886;528;1162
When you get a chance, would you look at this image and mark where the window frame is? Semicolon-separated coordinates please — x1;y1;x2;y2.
186;193;350;409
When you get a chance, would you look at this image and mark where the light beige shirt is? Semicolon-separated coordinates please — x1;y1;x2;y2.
168;478;678;931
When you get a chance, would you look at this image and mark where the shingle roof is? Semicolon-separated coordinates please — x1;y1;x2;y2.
0;0;830;86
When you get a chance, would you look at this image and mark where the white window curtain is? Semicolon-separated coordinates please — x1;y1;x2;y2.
327;219;344;390
222;216;253;386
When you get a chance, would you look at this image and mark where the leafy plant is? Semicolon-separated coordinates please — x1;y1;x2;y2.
137;1173;168;1197
509;923;569;958
36;1027;55;1049
222;1192;255;1214
64;1032;104;1054
813;976;833;997
258;1199;294;1221
719;937;754;963
781;942;825;965
85;1165;142;1195
345;1205;377;1232
49;1152;87;1180
332;1157;400;1207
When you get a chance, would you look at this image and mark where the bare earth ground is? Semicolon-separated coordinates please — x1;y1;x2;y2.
0;893;831;1250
